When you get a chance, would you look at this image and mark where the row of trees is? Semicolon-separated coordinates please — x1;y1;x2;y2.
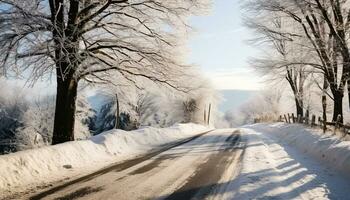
0;74;218;154
244;0;350;123
95;71;219;129
0;0;211;144
92;86;218;135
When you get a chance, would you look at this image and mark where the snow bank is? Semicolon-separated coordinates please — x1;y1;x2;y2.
0;123;209;192
248;123;350;177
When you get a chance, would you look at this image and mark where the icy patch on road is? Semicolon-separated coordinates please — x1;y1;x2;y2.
0;123;209;194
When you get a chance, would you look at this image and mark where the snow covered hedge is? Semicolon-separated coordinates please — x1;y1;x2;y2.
0;123;209;193
249;123;350;177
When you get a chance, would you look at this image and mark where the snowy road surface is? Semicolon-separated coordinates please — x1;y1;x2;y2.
24;129;243;200
19;126;350;199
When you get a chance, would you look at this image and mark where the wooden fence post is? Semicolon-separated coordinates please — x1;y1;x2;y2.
284;114;288;123
292;113;295;123
334;114;342;134
318;116;321;126
323;118;327;134
305;110;309;124
287;113;291;123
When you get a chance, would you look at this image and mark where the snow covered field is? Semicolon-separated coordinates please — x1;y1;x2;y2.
0;123;209;197
227;123;350;199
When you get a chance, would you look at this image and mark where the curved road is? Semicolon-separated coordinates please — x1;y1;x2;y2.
28;129;244;200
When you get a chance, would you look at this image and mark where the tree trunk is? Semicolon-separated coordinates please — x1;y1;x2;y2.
322;93;327;133
295;98;303;117
207;103;211;125
322;77;328;133
52;75;78;144
332;91;343;123
286;75;304;118
348;80;350;110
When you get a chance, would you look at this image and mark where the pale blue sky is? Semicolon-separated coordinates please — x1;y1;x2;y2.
187;0;262;90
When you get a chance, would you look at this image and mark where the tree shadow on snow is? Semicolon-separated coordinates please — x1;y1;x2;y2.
156;134;349;200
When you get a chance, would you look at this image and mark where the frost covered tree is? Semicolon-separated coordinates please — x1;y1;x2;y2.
91;69;219;130
0;81;28;153
16;93;95;150
231;90;282;124
15;96;55;150
244;0;350;123
0;0;210;144
245;16;312;118
0;77;95;152
134;93;156;126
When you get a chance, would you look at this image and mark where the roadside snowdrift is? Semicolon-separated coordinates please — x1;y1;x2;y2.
0;123;209;192
248;123;350;176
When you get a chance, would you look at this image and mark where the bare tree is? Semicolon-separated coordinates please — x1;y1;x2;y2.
245;16;311;117
244;0;348;122
312;0;350;112
0;0;209;144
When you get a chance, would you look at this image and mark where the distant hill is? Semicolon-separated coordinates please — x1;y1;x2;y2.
218;90;258;112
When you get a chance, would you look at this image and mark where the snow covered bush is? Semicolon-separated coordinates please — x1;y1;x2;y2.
74;96;96;140
15;96;55;150
182;99;199;123
0;84;28;153
15;94;95;150
0;80;94;152
134;93;158;125
91;92;172;134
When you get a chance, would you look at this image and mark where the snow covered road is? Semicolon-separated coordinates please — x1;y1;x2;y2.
26;129;244;200
12;125;350;199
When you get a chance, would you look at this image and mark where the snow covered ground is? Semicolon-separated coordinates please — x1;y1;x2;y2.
2;122;350;200
0;123;209;197
226;123;350;199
